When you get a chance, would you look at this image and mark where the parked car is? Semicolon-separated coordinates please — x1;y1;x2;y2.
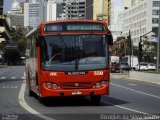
120;62;130;71
146;63;156;71
110;62;120;73
135;62;148;71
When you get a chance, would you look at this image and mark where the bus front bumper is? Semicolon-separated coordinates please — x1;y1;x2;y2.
41;85;109;97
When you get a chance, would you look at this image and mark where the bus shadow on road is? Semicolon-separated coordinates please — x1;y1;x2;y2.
36;96;129;107
101;96;129;106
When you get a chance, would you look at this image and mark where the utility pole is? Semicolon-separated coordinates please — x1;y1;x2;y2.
138;36;142;70
127;30;132;69
157;4;160;72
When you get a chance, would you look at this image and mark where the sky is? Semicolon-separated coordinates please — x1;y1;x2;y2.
3;0;123;14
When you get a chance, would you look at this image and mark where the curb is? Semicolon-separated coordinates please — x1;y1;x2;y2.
111;74;160;87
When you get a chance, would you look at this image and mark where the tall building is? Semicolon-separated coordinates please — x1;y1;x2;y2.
86;0;111;25
110;0;123;41
122;0;159;46
62;0;86;20
8;0;24;28
24;0;43;28
44;0;57;21
131;0;144;6
123;0;132;8
0;0;3;15
123;0;144;8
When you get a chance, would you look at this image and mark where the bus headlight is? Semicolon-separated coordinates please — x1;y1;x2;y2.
93;81;108;88
52;84;57;89
46;83;52;89
101;81;107;86
96;82;101;88
44;82;61;89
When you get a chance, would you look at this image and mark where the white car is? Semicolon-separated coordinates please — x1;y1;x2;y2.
146;63;156;71
135;63;148;71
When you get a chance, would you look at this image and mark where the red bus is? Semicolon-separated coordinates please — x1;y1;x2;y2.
25;20;113;104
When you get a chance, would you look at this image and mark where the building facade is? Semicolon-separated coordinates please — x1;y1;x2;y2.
123;0;144;8
86;0;111;25
44;0;57;21
110;0;123;42
8;0;24;28
122;0;159;46
24;1;43;28
62;0;86;20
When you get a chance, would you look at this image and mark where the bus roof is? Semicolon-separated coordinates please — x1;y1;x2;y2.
39;20;108;26
26;20;109;37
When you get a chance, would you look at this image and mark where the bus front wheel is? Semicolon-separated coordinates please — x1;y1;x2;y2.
38;96;46;104
91;95;101;105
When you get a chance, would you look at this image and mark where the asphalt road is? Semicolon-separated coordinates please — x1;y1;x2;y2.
0;66;160;120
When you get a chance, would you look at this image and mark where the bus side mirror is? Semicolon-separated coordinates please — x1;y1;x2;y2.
107;34;113;46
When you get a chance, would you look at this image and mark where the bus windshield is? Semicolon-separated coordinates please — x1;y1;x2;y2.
41;35;108;71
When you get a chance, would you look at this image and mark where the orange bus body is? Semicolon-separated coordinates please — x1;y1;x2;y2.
25;20;112;103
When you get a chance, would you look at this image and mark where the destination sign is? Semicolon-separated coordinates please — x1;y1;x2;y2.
44;22;105;32
67;24;104;31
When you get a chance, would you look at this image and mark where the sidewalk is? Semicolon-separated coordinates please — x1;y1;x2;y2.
110;72;130;79
110;71;160;86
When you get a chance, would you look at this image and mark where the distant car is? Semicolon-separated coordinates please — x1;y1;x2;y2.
110;62;120;73
146;63;156;71
135;62;148;71
120;62;130;71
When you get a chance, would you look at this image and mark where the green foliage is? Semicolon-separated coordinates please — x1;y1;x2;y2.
116;36;125;42
11;27;27;56
142;40;157;63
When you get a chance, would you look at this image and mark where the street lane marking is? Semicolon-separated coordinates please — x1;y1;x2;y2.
127;83;138;86
11;77;16;79
111;83;160;99
0;86;18;89
0;69;11;75
18;80;55;120
21;76;25;79
101;100;148;114
0;77;6;79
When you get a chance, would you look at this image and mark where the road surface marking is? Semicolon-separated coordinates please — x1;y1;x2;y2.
101;100;148;114
24;72;26;77
111;83;160;99
21;76;25;79
127;83;138;86
11;77;16;79
0;77;6;79
0;69;11;75
0;86;18;89
19;80;55;120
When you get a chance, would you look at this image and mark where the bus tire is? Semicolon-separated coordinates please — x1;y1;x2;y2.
29;89;34;97
91;95;101;105
38;96;46;104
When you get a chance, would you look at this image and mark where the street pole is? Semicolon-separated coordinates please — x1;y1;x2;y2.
139;36;142;70
127;30;132;69
156;5;160;72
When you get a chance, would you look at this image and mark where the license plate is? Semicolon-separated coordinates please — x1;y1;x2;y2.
72;91;82;95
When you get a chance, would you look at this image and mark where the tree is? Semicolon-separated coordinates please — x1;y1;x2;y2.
3;27;27;65
142;40;157;63
11;27;27;57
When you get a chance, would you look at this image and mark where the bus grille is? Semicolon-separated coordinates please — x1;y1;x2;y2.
60;82;92;89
